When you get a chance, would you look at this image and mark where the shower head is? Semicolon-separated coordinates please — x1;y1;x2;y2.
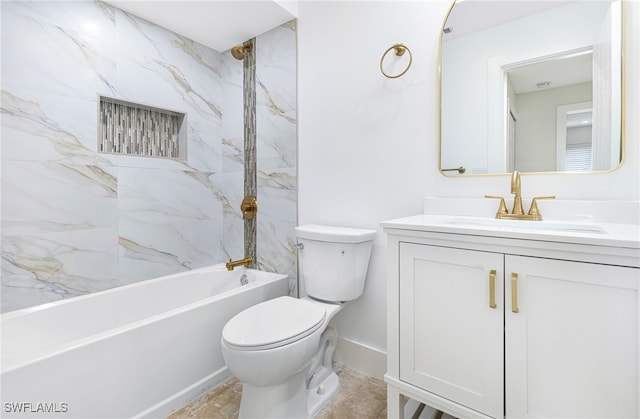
231;43;252;60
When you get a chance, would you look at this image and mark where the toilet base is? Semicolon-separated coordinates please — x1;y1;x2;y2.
237;368;339;419
308;370;339;417
239;369;308;419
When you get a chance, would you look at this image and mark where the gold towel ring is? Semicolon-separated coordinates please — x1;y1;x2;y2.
380;43;413;79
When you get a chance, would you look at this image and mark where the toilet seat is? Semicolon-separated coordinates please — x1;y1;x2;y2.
222;296;326;351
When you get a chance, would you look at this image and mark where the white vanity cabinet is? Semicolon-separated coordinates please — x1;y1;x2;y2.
504;255;638;419
384;217;640;419
398;243;504;418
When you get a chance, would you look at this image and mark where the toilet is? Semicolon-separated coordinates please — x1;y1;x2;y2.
221;224;376;419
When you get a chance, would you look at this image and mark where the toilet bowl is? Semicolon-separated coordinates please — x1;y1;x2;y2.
221;224;376;419
221;296;342;418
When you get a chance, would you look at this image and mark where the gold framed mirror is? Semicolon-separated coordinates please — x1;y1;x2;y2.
439;0;625;176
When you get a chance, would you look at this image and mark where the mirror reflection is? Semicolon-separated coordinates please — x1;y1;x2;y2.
439;0;623;175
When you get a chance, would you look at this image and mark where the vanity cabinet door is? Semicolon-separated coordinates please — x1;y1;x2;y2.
505;256;640;419
399;243;504;418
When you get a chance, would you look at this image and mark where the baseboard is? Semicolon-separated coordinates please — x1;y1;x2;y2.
334;336;387;381
135;339;386;417
135;367;232;418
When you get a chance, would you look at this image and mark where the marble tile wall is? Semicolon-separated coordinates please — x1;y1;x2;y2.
254;22;298;295
1;1;298;312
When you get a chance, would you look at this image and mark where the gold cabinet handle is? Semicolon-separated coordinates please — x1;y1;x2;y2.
489;269;497;309
511;273;519;313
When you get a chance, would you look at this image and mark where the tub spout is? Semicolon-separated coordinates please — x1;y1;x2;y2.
226;256;253;271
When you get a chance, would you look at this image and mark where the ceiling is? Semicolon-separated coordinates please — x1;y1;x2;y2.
442;1;592;95
103;0;296;52
443;0;572;40
506;50;593;94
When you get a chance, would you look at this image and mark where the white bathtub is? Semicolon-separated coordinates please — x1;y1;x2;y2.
0;264;288;418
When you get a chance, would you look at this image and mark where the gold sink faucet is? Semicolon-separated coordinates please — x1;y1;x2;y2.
226;256;253;271
510;170;524;216
485;170;555;220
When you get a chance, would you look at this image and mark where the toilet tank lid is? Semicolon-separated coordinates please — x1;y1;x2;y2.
295;224;376;243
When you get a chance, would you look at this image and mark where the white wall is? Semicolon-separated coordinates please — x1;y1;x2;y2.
297;0;639;367
297;0;449;353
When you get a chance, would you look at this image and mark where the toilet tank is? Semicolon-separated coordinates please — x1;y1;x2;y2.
295;224;376;302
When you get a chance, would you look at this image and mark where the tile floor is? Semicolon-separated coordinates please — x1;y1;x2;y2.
168;364;387;419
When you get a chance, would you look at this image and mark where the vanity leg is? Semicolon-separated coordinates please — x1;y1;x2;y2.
387;385;406;419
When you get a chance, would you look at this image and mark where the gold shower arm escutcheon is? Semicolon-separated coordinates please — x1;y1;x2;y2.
230;43;252;60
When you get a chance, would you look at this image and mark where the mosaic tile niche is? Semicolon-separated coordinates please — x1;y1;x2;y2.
99;97;186;159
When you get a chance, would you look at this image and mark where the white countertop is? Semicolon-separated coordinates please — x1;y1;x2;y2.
382;213;640;250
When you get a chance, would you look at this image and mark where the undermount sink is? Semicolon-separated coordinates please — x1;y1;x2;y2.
440;217;608;235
